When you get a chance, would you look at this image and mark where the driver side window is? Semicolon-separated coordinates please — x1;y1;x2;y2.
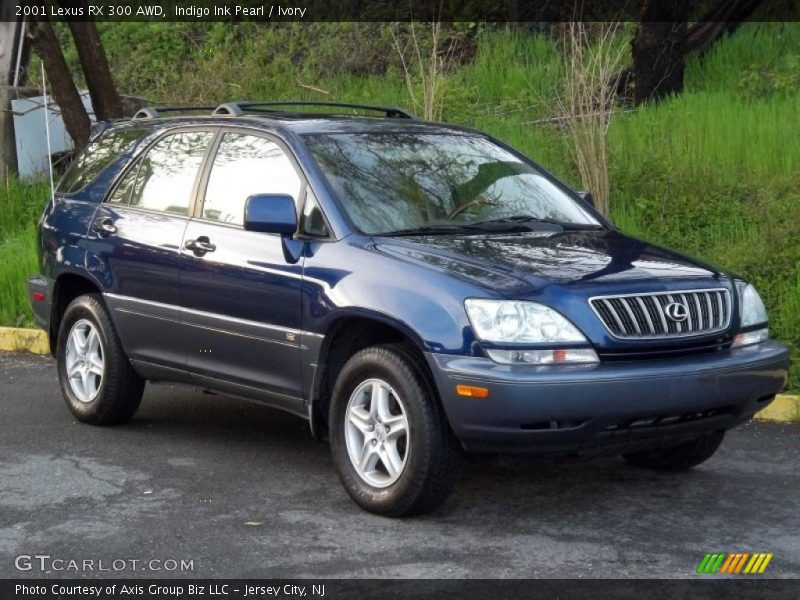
201;132;302;226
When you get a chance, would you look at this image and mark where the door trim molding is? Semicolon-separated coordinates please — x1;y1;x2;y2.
105;292;323;341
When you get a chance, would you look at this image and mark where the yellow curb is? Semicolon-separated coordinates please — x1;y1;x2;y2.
0;326;49;354
756;394;800;423
0;326;797;422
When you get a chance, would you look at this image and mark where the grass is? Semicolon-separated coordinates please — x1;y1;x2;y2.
684;21;800;98
0;177;48;327
0;227;39;327
452;28;566;120
610;92;799;185
9;22;799;390
0;177;49;241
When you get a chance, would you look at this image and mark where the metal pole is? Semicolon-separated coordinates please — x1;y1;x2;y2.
12;18;26;88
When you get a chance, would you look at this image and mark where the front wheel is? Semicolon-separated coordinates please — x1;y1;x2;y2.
622;431;725;471
329;345;461;517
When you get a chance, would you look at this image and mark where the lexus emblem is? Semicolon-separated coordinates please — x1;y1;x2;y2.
664;302;689;322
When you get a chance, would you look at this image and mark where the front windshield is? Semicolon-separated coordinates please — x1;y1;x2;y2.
303;132;600;235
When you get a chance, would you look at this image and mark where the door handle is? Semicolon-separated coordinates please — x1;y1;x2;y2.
185;237;216;254
91;218;117;236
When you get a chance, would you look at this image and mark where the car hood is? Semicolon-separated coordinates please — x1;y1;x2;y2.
375;229;726;295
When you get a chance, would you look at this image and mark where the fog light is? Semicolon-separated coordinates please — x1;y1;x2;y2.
732;328;769;348
485;348;599;365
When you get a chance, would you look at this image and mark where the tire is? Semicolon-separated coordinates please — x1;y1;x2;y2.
56;293;145;425
329;344;462;517
622;431;725;472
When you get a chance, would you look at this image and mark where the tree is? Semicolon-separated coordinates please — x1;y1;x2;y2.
686;0;765;54
65;0;123;120
26;18;91;147
631;1;691;105
26;1;123;148
630;0;766;105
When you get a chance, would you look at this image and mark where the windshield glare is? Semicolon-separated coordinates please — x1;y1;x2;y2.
304;132;600;235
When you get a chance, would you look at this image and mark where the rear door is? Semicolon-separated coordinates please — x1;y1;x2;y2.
179;129;306;413
92;128;216;373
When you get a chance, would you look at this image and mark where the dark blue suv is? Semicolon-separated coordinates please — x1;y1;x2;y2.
28;102;789;516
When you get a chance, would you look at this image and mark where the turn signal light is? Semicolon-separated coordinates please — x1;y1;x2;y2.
732;328;769;348
456;385;490;399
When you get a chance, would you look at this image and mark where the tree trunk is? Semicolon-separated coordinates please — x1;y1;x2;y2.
631;1;691;105
65;2;123;120
26;19;90;148
686;0;765;55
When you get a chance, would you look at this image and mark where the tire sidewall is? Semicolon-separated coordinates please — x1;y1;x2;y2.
330;348;435;513
56;297;111;420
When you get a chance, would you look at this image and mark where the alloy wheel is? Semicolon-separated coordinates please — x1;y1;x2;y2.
344;378;409;488
65;319;105;403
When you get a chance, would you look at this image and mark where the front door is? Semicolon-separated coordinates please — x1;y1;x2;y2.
180;130;306;413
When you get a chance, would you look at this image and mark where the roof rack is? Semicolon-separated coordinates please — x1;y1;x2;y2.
212;101;416;119
132;105;218;120
130;102;417;121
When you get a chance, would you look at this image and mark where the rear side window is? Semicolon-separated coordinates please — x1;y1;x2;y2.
120;130;214;215
201;133;302;226
57;129;146;194
107;161;140;205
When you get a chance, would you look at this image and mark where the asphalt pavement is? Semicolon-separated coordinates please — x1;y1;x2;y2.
1;351;798;579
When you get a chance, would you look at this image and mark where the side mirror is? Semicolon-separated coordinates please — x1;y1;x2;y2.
244;194;297;235
577;191;595;208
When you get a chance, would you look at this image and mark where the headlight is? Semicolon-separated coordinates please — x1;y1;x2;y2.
738;283;768;328
734;283;769;348
464;299;598;364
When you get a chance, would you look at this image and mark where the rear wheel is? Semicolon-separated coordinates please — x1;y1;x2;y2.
622;431;725;471
329;345;461;517
56;294;145;425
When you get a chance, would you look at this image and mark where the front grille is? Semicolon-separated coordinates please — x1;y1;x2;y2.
590;289;731;339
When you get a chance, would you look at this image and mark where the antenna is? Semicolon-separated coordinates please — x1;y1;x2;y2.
41;61;55;207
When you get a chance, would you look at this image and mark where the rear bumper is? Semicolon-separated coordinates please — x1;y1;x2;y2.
426;341;790;454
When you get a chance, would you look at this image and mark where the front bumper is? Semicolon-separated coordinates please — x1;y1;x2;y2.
426;341;790;454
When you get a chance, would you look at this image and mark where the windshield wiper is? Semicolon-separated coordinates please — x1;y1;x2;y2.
375;216;603;237
376;224;485;237
469;215;603;231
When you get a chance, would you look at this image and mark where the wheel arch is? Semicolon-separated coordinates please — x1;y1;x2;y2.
49;270;106;355
308;312;439;441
